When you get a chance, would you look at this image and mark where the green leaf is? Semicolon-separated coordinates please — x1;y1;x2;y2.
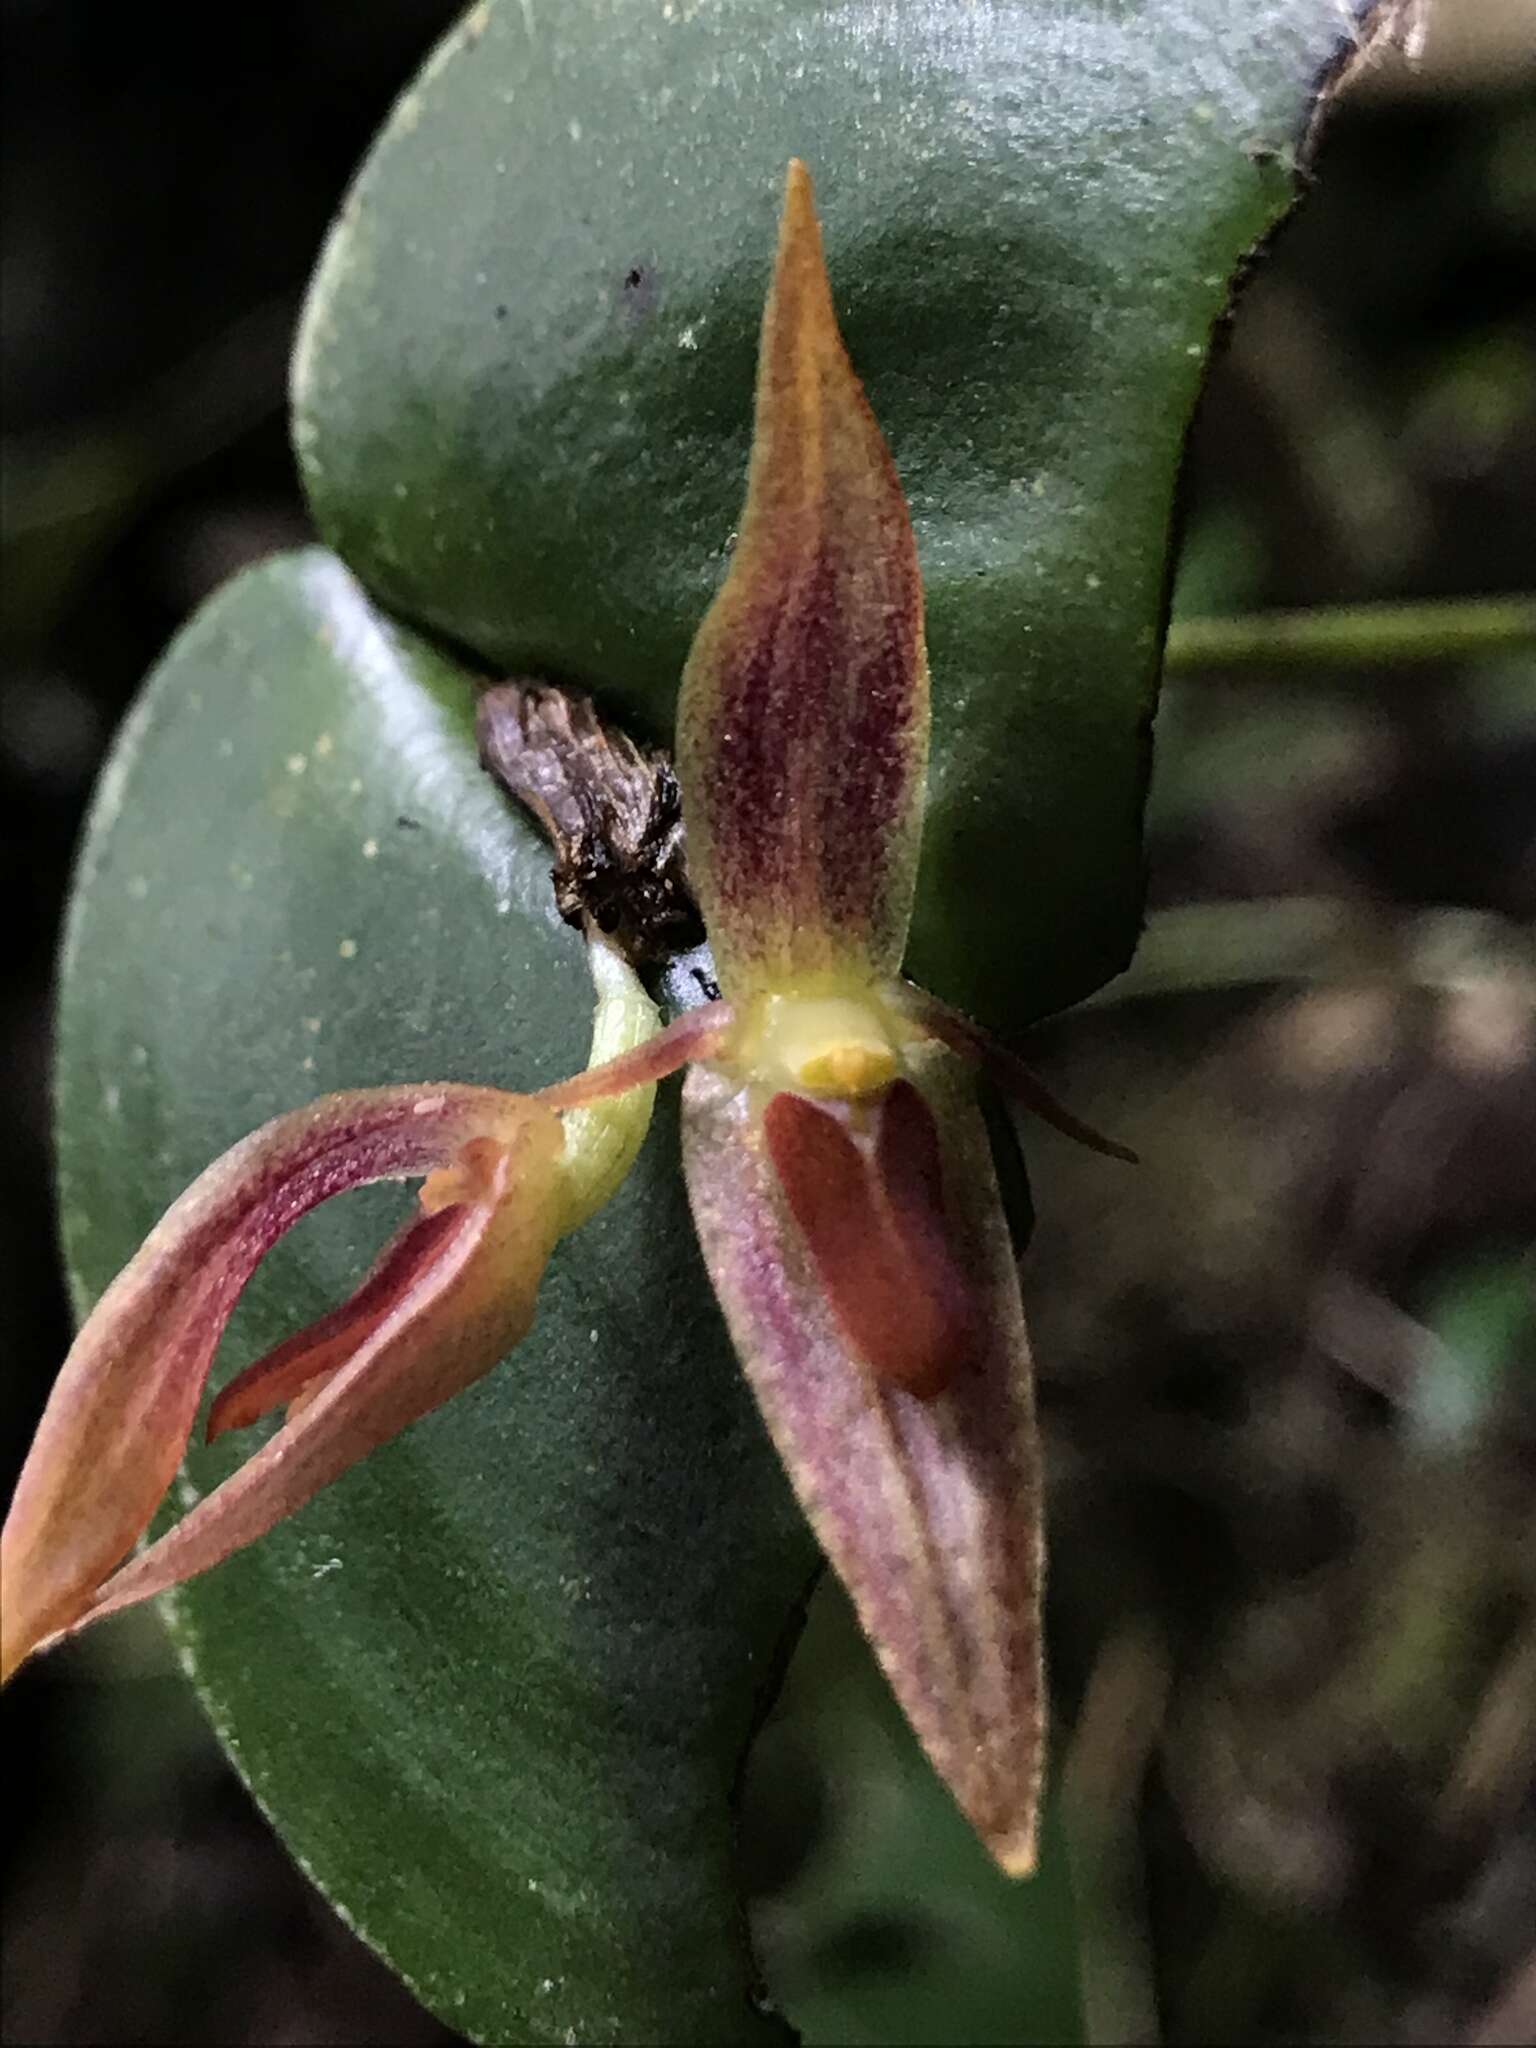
747;1582;1085;2047
295;0;1375;1028
55;3;1377;2037
55;549;815;2046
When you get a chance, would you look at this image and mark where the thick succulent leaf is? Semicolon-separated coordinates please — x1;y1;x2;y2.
296;0;1380;1029
676;161;929;997
682;1049;1046;1876
53;550;815;2046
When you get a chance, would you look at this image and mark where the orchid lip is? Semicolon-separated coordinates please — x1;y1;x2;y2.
762;1079;979;1401
730;986;911;1101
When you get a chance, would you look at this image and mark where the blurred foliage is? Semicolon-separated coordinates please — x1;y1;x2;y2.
744;1586;1085;2047
3;5;1534;2046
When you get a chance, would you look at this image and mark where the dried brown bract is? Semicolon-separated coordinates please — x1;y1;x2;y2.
476;681;704;968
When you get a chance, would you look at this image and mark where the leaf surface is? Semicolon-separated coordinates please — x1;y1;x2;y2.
296;0;1377;1027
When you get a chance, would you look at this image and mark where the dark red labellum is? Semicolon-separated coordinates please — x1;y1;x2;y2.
762;1080;977;1399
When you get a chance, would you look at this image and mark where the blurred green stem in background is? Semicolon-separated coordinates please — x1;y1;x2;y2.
1167;595;1536;671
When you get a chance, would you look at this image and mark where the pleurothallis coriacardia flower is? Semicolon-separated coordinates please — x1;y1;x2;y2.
1;161;1129;1875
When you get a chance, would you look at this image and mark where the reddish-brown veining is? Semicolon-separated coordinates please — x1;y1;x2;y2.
677;160;928;993
0;1085;524;1676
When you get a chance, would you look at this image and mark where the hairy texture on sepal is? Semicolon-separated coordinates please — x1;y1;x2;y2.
676;160;928;997
76;1120;563;1634
0;1086;548;1679
683;1048;1044;1874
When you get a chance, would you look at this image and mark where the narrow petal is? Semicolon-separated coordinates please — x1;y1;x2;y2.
762;1083;976;1401
476;681;703;967
537;997;732;1115
0;1084;528;1680
74;1115;563;1632
683;1051;1045;1875
894;981;1139;1163
205;1203;468;1442
676;159;928;997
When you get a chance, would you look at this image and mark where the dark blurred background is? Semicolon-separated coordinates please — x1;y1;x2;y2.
3;4;1533;2043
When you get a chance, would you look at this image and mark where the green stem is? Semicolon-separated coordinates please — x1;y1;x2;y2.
557;930;661;1231
1166;595;1536;672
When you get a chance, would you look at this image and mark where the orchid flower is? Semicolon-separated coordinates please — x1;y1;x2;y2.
3;161;1129;1876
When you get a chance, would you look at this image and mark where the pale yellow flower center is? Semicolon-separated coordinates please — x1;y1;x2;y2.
737;988;905;1101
